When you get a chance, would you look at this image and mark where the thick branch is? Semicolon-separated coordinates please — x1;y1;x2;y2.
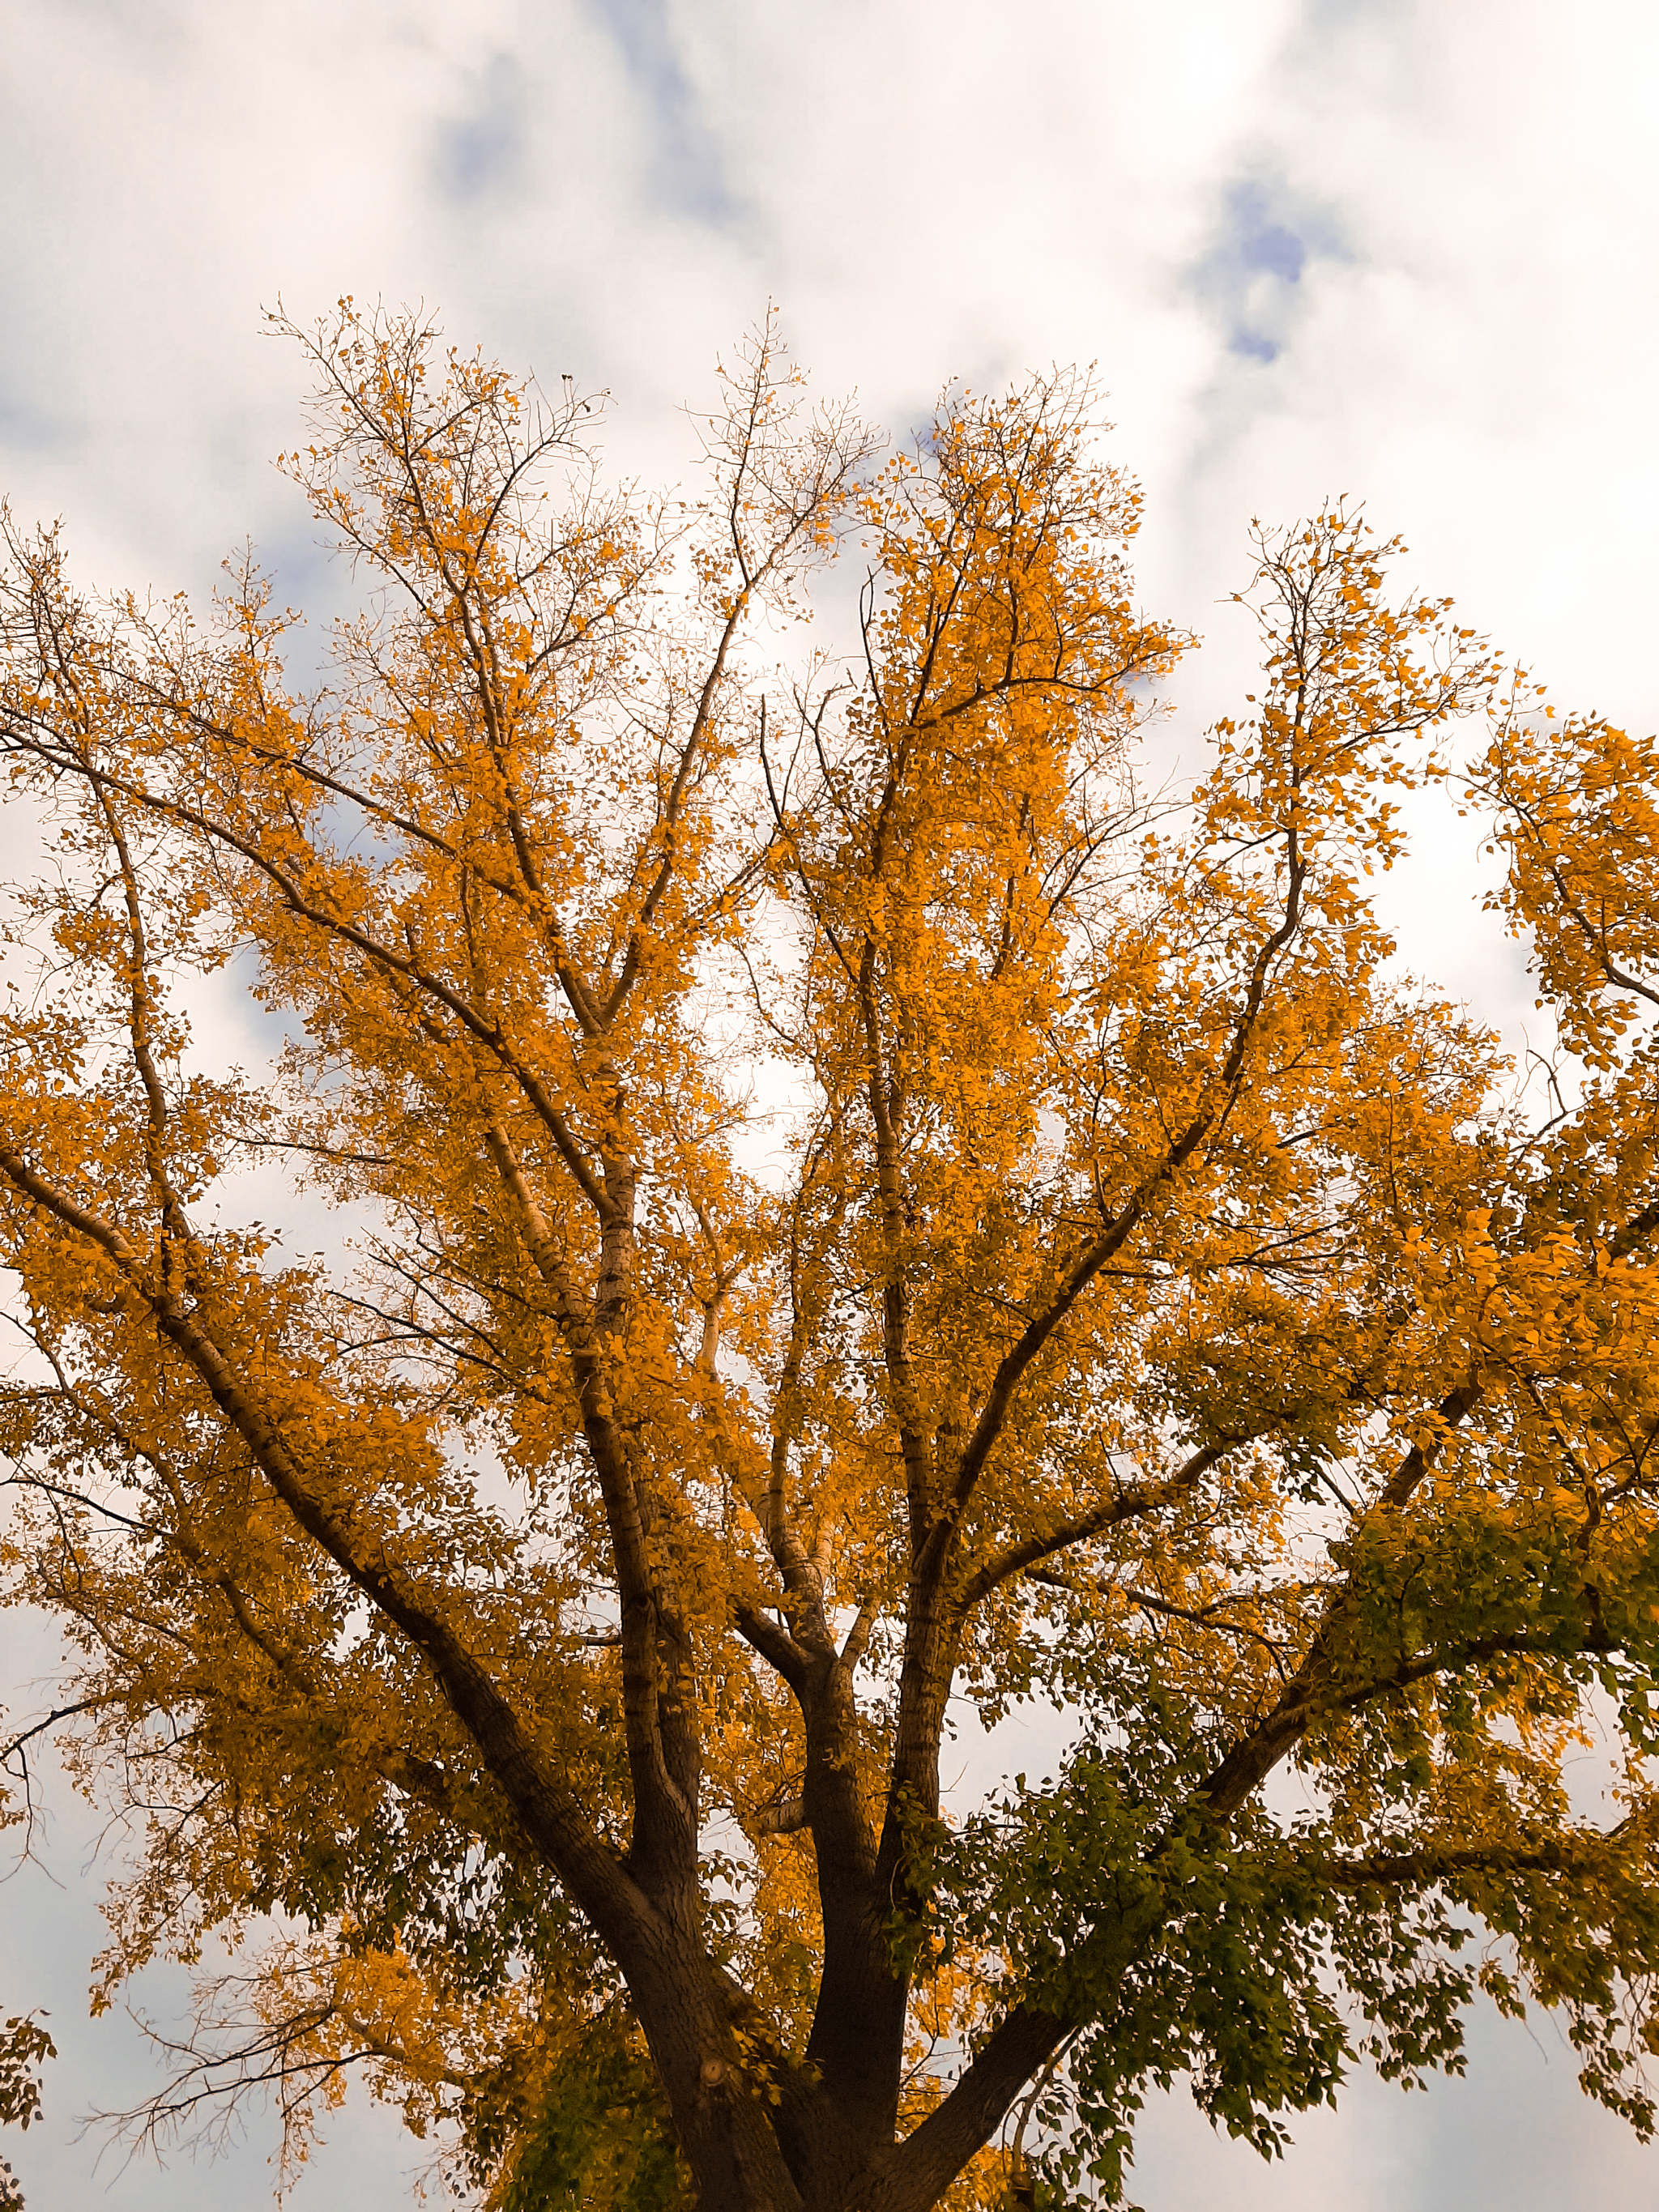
481;1121;697;1872
954;1440;1234;1613
931;845;1308;1579
870;2005;1068;2212
731;1600;809;1694
0;722;620;1226
1323;1828;1637;1889
1201;1609;1612;1821
0;1140;657;1967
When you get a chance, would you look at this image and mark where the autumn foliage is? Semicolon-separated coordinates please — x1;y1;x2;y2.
4;305;1659;2212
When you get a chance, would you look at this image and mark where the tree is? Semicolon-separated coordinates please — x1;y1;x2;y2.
2;302;1659;2212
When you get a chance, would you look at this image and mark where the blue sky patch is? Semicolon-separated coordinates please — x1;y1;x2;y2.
591;0;737;227
1192;174;1348;366
435;52;526;203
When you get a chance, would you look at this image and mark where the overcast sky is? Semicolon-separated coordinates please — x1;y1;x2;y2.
3;0;1658;2204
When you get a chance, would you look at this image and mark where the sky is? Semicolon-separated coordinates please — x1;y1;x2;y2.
2;0;1658;2203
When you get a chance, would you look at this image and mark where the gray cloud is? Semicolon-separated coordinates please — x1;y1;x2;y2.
1191;175;1349;364
435;51;527;203
589;0;738;226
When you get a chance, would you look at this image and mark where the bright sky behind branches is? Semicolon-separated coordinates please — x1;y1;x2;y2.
2;2;1657;2204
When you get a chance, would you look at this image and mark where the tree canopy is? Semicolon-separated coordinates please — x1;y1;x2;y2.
3;305;1659;2212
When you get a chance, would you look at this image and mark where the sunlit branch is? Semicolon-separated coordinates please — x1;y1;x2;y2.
1322;1825;1640;1889
954;1439;1235;1613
